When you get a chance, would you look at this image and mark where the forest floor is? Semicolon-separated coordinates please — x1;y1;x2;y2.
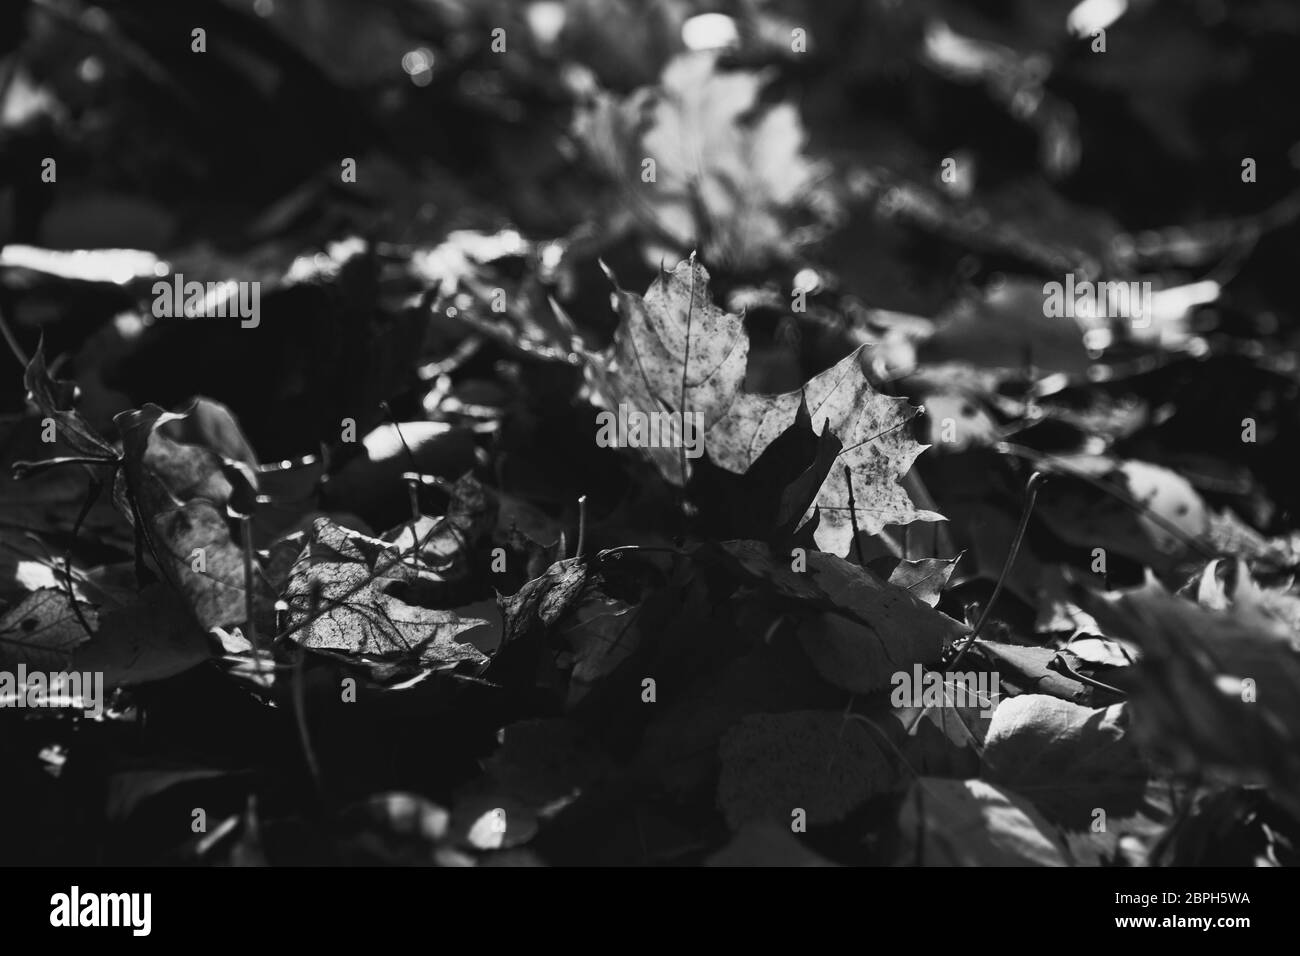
1;0;1299;866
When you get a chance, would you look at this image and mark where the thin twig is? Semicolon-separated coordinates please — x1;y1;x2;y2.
0;303;29;369
239;514;265;688
904;471;1044;735
679;252;697;490
1048;652;1127;697
379;402;419;472
292;587;324;798
62;474;104;641
996;443;1216;559
576;494;588;559
844;465;864;563
12;456;119;477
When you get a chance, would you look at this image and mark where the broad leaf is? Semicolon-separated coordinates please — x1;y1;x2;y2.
897;778;1069;866
574;51;831;270
592;259;941;555
283;518;487;667
981;694;1148;829
716;710;897;829
0;588;97;670
888;555;962;607
796;551;967;694
1078;575;1300;812
72;584;211;687
115;404;267;630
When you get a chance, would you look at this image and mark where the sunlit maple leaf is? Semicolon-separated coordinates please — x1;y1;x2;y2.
589;258;942;555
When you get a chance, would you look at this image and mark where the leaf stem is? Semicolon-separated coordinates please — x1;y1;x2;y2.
62;473;104;642
679;252;697;491
0;303;29;369
292;587;324;798
240;514;262;676
1047;652;1126;698
576;494;588;559
13;456;120;477
904;471;1044;734
844;465;864;564
996;442;1216;559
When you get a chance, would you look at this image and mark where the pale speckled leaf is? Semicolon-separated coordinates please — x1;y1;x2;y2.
284;518;487;667
592;260;942;555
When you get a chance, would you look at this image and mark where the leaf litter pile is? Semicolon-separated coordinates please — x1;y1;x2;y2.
2;0;1300;867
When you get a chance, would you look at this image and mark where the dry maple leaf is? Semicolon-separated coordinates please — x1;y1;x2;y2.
590;258;942;555
283;518;487;667
573;50;832;269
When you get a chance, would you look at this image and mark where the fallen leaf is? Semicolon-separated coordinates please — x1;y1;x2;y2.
105;767;234;823
981;694;1148;829
115;403;269;630
23;348;119;461
716;710;897;829
1078;575;1300;812
71;584;211;686
897;778;1069;866
282;518;487;667
707;821;839;866
974;640;1099;705
796;551;967;694
575;51;831;269
592;259;941;555
1036;457;1209;571
888;555;962;607
0;588;97;670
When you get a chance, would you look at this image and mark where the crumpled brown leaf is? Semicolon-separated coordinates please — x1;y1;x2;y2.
115;403;266;630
